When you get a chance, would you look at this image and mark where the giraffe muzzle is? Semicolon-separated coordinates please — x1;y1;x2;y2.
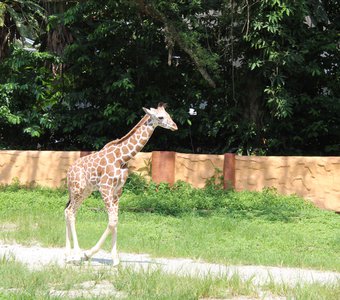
170;123;178;131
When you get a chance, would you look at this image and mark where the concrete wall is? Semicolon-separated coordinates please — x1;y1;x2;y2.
0;150;152;188
0;150;79;188
128;152;152;181
175;152;224;188
235;156;340;211
0;150;339;211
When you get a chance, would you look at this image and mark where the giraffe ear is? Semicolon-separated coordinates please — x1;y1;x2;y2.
158;102;167;109
143;107;152;116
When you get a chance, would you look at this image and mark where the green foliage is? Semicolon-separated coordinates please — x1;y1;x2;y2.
205;167;224;190
0;0;339;155
242;0;340;154
0;47;61;148
124;172;149;194
120;174;316;221
0;0;46;59
0;174;318;221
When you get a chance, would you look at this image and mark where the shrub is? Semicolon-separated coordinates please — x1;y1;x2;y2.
120;174;316;220
0;173;318;221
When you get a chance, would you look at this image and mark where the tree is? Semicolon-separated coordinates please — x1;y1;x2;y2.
0;0;45;59
0;0;339;155
0;47;61;149
0;1;61;149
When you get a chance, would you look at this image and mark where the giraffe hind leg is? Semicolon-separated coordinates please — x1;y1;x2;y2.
65;198;72;258
64;193;86;262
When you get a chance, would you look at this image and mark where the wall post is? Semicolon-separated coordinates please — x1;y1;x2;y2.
151;151;176;185
223;153;236;189
80;151;93;158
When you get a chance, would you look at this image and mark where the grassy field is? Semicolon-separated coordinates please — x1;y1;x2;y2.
0;178;339;298
0;178;339;272
0;258;339;300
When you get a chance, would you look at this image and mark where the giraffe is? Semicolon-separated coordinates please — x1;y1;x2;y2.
64;103;178;265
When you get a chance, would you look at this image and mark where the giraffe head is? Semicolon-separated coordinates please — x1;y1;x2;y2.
143;103;178;131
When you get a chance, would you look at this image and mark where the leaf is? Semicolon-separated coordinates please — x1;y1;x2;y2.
0;3;6;27
24;127;41;137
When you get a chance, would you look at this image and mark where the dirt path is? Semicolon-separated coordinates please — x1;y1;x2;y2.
1;242;339;287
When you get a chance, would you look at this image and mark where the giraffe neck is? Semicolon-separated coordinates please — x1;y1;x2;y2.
108;116;156;164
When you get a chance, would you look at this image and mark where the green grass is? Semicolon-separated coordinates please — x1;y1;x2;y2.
0;258;339;300
0;178;339;272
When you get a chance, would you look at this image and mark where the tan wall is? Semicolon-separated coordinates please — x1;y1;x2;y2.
0;151;152;188
127;152;152;181
0;150;80;188
235;156;340;211
0;150;339;211
0;150;225;189
175;153;224;188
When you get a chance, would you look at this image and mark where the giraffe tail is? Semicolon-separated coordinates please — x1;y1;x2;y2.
65;198;71;209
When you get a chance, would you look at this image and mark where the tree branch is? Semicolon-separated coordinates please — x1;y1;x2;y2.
134;0;216;88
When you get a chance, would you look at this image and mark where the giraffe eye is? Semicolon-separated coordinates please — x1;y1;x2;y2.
158;116;164;120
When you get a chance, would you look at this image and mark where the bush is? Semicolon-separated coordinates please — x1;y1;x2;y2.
0;173;318;221
120;174;316;220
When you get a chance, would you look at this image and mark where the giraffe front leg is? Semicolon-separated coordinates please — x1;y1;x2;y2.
65;210;72;259
84;193;120;266
83;226;112;260
110;213;120;266
109;189;123;266
83;216;119;265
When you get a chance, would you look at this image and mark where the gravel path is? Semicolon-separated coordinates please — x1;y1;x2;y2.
1;242;339;287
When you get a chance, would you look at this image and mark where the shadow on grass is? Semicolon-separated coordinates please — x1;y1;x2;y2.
88;257;164;267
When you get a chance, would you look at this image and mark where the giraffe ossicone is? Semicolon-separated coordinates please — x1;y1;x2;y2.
64;103;177;264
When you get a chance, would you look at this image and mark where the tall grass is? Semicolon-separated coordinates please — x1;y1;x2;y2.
0;174;339;271
0;259;339;300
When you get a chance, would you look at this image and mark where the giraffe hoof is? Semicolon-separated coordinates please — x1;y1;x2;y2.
65;255;82;264
112;257;120;267
82;252;91;261
65;257;72;263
